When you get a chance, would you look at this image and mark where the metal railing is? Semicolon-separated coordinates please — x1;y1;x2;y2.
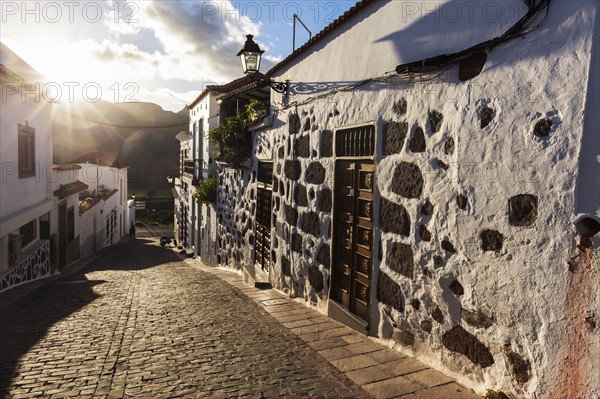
0;239;51;292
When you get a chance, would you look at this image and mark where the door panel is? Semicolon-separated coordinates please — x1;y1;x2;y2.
332;160;374;323
255;187;272;273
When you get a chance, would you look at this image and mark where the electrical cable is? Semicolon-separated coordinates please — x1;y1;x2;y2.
56;109;189;129
276;0;550;111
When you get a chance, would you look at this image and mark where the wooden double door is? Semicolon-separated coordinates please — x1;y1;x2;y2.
332;160;375;322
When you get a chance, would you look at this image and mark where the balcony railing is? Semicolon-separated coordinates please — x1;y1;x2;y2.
182;160;194;177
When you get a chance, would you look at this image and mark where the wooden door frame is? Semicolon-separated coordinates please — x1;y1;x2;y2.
329;122;377;328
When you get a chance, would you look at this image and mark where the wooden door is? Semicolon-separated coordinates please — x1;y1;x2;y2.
255;187;272;273
332;160;374;322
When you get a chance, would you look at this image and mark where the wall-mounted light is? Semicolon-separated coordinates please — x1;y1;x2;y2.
237;34;289;96
166;175;174;184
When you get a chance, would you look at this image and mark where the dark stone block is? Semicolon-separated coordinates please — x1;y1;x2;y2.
292;232;302;253
409;126;426;153
308;189;315;200
289;113;301;135
273;178;279;194
481;229;504;252
508;194;538;226
295;135;310;158
431;306;444;324
449;280;464;296
281;256;291;276
317;188;332;213
320;130;333;157
303;118;311;132
421;200;434;216
462;309;494;329
481;107;494;128
249;234;254;245
276;163;282;175
284;160;301;180
418;225;431;242
308;266;324;293
391;162;423;199
428;110;444;133
423;266;433;278
316;244;331;269
383;121;409;155
442;240;456;253
444;137;455;155
299;212;321;237
436;159;449;171
388;242;414;279
393;328;415;346
378;239;383;261
442;326;494;368
284;205;298;225
312;150;317;157
457;193;468;210
271;250;277;263
533;118;552;137
393;98;408;115
377;271;404;313
294;184;308;207
305;162;326;184
410;298;421;310
420;320;433;333
505;349;531;384
380;198;410;236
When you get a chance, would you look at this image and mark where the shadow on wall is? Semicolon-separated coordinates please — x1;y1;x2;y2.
374;0;584;81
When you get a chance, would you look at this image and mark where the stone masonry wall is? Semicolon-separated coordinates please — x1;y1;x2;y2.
215;167;254;269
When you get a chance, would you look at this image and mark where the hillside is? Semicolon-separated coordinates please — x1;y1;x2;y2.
53;100;187;192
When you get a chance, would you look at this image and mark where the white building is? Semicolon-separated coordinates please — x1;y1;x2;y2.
216;1;599;398
0;43;56;291
174;86;222;261
67;152;130;258
0;41;130;292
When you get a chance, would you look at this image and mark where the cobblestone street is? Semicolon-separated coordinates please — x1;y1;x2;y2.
0;238;370;399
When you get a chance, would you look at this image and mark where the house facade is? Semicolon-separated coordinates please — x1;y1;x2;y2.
0;43;56;291
213;1;599;398
0;43;131;292
187;87;221;262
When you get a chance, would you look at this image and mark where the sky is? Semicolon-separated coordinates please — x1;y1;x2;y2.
0;0;356;112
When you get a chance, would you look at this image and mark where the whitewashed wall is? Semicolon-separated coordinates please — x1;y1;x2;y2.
0;85;54;237
261;1;599;398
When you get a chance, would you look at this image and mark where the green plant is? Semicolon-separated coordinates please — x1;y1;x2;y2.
483;390;511;399
208;112;250;164
245;98;268;122
208;100;268;165
193;174;217;204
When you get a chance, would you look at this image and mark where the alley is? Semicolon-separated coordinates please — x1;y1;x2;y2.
0;239;369;399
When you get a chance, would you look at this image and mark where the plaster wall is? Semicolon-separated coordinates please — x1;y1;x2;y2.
258;1;599;398
0;90;54;229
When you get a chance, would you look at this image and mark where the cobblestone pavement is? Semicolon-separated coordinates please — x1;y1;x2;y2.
0;238;370;399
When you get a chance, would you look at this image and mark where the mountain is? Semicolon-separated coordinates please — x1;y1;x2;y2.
53;100;187;192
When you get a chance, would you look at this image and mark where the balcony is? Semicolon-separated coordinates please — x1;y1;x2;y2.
182;160;194;178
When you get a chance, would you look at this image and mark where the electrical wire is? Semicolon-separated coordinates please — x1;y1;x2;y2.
277;0;551;111
56;109;189;129
395;0;552;76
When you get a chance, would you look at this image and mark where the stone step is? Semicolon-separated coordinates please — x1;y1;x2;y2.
242;263;272;289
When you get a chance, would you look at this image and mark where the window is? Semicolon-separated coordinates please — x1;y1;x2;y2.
18;123;35;178
20;219;37;248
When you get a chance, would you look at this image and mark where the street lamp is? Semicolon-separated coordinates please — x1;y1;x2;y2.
237;34;264;75
237;34;289;95
167;175;174;184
